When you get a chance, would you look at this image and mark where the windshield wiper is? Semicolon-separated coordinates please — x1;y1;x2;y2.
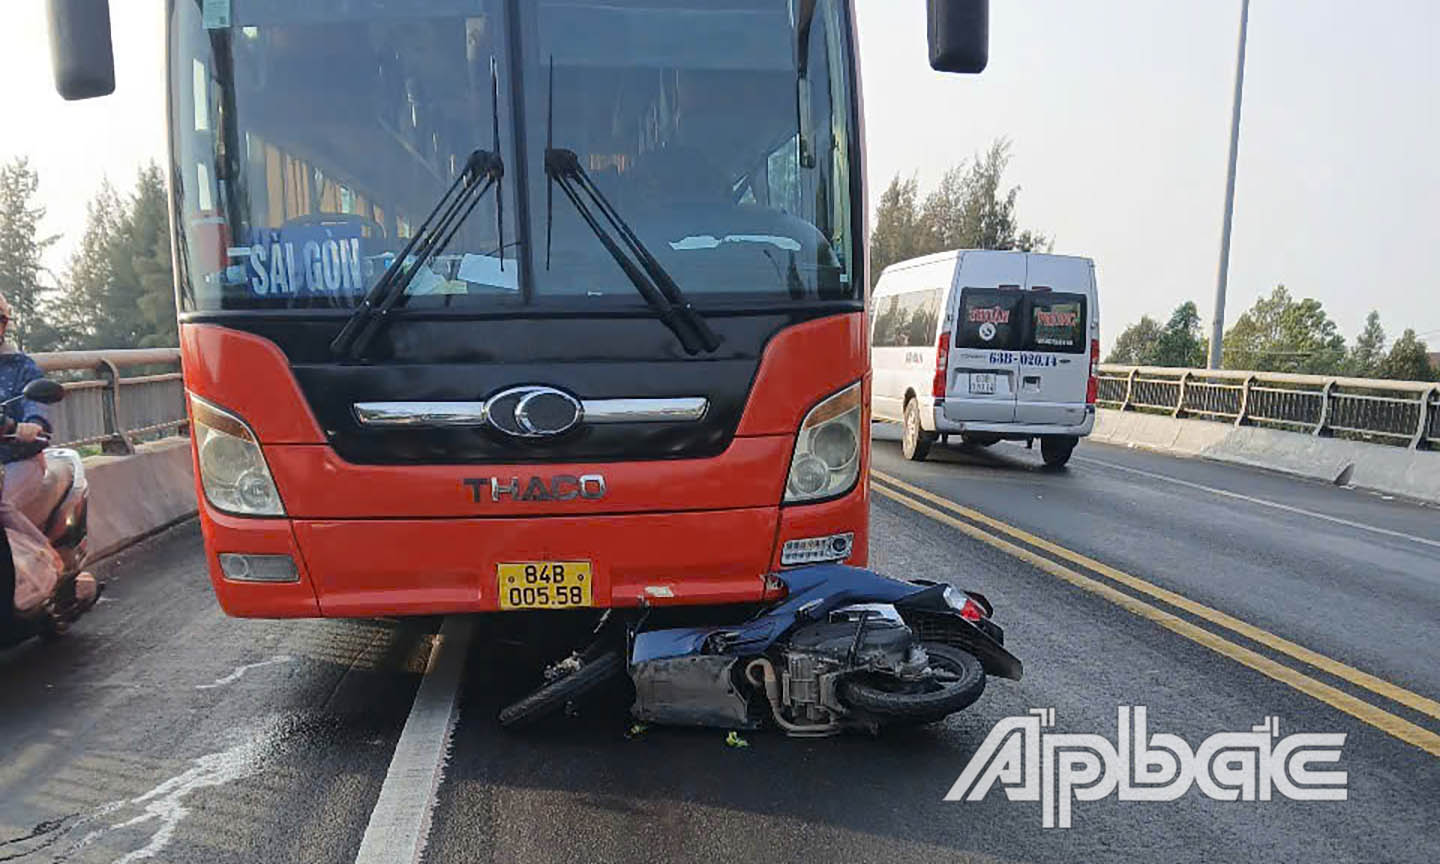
329;150;502;359
542;61;721;355
332;60;507;360
544;149;721;355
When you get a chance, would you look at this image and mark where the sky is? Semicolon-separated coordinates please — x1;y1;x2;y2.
3;0;1439;352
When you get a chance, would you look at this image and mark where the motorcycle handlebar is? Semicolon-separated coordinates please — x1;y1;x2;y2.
0;434;50;445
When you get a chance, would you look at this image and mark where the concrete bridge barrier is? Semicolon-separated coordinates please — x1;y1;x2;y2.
83;438;197;561
1093;409;1440;505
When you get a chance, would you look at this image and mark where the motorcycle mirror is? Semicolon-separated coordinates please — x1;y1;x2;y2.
22;379;66;405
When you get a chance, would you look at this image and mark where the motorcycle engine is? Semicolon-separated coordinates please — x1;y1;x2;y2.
777;607;927;727
786;616;917;669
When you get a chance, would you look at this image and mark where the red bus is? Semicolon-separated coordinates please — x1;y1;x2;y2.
46;1;986;621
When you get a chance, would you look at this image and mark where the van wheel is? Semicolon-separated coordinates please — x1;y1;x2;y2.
1041;436;1077;468
902;399;935;462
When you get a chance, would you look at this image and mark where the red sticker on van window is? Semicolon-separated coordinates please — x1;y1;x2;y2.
968;307;1011;324
1035;310;1078;327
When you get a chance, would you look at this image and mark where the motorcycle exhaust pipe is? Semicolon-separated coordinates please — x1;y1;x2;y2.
744;658;838;738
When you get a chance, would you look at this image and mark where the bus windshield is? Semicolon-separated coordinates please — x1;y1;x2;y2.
169;0;860;313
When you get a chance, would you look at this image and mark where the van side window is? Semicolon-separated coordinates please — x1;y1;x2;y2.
872;294;903;346
872;288;941;347
1027;293;1087;354
956;288;1023;350
904;288;941;346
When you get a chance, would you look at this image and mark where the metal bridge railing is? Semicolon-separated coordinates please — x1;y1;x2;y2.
1096;365;1440;450
32;348;187;454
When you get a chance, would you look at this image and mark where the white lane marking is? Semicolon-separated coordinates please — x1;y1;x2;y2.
1074;454;1440;550
195;655;294;689
354;616;474;864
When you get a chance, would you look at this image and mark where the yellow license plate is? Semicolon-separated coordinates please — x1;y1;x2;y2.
497;561;594;610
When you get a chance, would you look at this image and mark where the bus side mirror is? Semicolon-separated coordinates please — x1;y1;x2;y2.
927;0;989;74
47;0;116;100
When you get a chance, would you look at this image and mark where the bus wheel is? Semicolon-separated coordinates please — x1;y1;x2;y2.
902;399;935;462
1041;436;1077;468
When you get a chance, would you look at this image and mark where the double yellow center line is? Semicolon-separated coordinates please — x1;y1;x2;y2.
870;469;1440;758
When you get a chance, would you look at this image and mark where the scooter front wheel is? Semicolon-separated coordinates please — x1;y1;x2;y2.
838;643;985;724
498;649;625;730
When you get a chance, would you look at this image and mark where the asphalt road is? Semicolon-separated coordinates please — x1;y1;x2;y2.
2;432;1438;863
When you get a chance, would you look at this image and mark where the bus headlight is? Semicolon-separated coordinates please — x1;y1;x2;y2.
191;394;285;517
785;382;862;503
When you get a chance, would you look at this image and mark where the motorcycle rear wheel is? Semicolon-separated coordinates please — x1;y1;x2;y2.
838;643;985;724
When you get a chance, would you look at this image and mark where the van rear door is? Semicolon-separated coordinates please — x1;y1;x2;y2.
945;285;1024;423
1013;257;1093;426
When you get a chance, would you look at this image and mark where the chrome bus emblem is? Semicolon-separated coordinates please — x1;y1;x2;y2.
486;386;583;438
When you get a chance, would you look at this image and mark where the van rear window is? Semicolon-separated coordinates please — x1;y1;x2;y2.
956;289;1023;349
1028;293;1087;353
954;289;1088;353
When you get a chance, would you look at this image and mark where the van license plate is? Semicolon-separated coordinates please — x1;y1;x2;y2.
497;562;593;610
970;373;997;395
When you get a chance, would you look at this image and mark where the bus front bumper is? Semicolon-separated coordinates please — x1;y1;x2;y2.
200;489;868;618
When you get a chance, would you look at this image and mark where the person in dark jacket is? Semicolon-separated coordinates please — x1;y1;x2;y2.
0;292;53;484
0;343;52;463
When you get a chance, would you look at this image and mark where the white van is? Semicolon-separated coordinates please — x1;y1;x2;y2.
870;249;1099;467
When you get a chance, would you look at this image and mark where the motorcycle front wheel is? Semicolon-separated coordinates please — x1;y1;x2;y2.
497;648;625;730
838;643;985;724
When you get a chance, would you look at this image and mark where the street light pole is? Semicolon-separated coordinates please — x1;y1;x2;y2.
1209;0;1250;370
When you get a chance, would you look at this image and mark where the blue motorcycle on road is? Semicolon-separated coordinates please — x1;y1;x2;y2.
500;565;1023;736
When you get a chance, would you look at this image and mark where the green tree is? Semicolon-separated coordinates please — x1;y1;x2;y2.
1221;285;1346;374
1105;302;1206;367
51;180;123;347
1106;315;1162;364
1344;310;1386;378
1378;329;1436;382
869;138;1049;285
126;164;177;348
919;139;1050;254
868;175;927;285
51;162;175;350
1152;301;1207;368
0;157;61;350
